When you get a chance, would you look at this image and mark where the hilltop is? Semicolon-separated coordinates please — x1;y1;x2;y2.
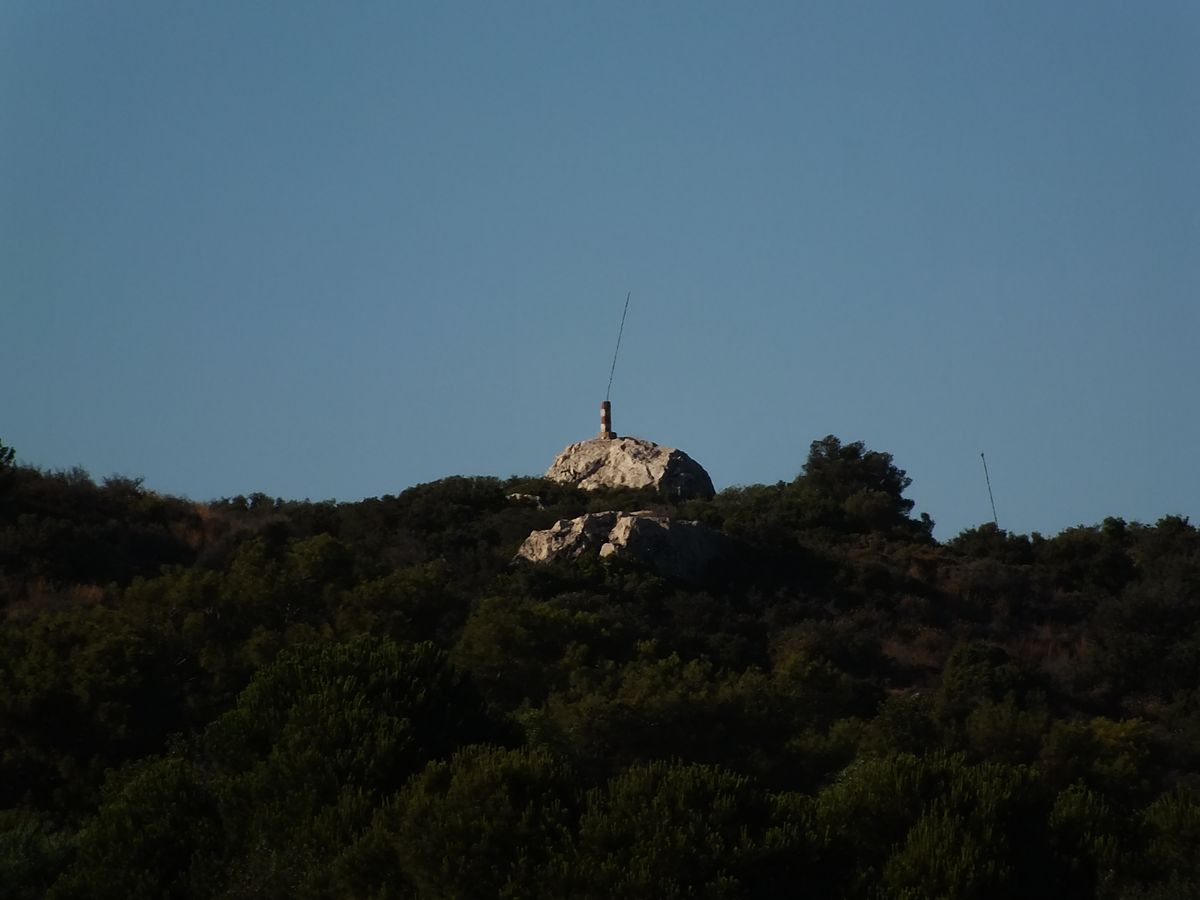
1;434;1198;899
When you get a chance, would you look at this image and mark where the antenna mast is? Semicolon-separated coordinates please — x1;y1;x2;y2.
606;291;631;403
980;451;999;527
599;292;631;440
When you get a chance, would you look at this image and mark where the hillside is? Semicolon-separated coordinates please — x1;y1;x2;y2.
1;435;1198;899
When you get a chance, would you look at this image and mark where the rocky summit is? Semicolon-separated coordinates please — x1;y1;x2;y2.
515;510;728;583
546;436;715;500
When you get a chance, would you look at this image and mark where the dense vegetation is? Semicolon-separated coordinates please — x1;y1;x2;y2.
1;434;1198;898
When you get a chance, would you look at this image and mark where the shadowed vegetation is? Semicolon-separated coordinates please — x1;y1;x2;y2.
2;435;1198;898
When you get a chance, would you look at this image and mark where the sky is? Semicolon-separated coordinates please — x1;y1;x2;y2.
3;2;1198;540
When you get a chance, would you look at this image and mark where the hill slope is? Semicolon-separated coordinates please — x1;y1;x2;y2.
1;435;1198;898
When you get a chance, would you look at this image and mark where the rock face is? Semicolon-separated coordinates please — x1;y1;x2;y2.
546;436;715;500
516;511;728;583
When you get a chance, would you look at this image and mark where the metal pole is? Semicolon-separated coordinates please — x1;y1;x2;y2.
981;452;999;527
605;292;631;403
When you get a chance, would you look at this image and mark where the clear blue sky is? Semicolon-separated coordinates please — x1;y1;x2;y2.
4;2;1198;539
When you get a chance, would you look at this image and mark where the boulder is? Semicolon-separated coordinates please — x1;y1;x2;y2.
515;510;728;583
546;436;715;500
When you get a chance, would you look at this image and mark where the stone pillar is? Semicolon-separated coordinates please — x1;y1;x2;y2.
600;400;615;439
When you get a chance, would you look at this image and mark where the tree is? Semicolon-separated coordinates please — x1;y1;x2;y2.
0;808;71;900
802;437;912;506
935;641;1036;722
50;637;504;898
570;761;781;899
48;756;222;900
1141;787;1200;886
350;745;579;900
811;753;1059;899
798;436;928;535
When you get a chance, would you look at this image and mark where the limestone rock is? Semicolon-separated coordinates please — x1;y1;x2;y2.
546;436;715;500
515;510;728;583
506;492;545;510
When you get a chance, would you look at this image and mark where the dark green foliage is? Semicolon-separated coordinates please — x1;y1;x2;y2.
0;808;71;900
868;692;940;755
1140;787;1200;885
1047;782;1127;896
48;755;222;900
51;637;502;898
1;436;1199;897
806;753;1061;898
0;606;200;810
351;745;579;899
947;522;1036;568
568;761;786;899
936;641;1038;719
799;435;933;539
0;464;199;597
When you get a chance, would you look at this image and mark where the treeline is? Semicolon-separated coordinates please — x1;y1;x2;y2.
1;436;1198;898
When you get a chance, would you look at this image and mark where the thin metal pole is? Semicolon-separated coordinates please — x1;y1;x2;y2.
606;291;631;403
981;452;998;527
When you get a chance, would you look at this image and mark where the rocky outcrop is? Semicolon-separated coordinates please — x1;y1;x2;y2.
515;510;728;583
546;436;715;500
